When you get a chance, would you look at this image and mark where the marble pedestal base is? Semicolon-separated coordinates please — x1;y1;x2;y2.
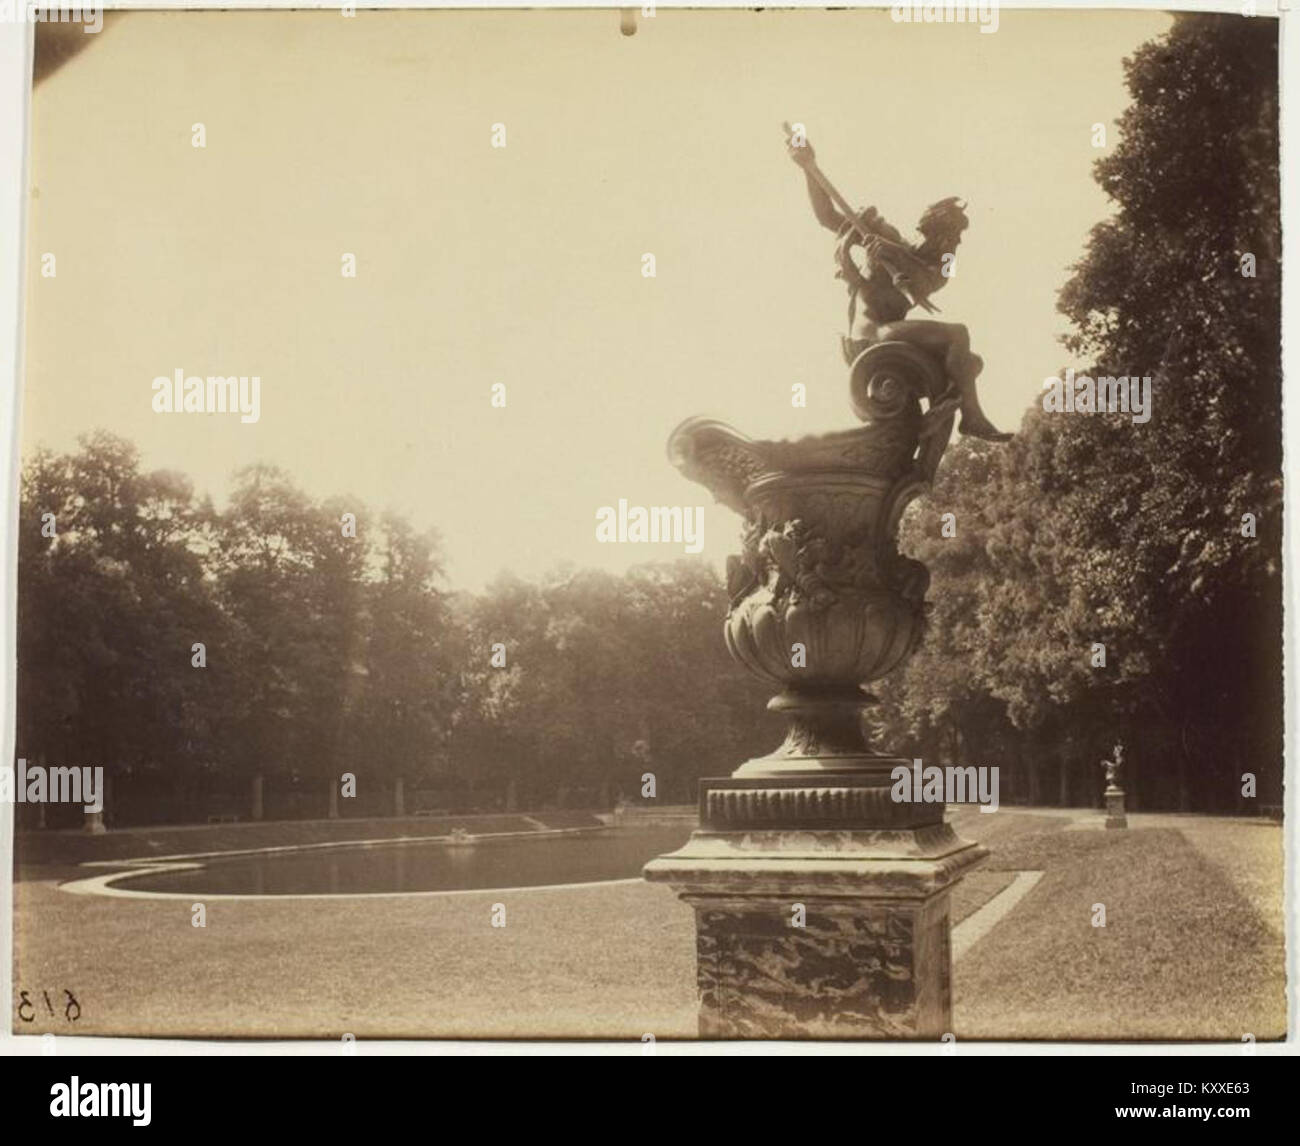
644;775;987;1039
1105;786;1128;829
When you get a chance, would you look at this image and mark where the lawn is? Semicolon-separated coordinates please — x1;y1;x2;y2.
955;825;1287;1040
11;809;1286;1041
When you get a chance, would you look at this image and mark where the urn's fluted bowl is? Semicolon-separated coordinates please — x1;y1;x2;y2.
725;583;921;688
721;468;925;688
668;420;929;693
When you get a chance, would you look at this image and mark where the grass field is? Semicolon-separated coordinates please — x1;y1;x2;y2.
11;808;1286;1041
956;822;1287;1040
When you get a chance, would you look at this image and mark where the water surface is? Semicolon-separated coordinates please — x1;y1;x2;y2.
111;827;695;895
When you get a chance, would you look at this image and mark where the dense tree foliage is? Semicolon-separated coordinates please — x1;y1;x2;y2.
16;436;769;824
874;13;1282;812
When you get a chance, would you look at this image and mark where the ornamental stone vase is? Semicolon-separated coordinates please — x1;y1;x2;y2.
645;341;988;1040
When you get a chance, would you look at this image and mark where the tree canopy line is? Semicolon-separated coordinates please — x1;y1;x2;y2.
16;438;774;826
15;15;1280;826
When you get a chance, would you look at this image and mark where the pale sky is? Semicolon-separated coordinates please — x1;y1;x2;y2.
22;8;1172;590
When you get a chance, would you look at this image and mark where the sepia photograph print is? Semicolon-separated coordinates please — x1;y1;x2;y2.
3;1;1292;1066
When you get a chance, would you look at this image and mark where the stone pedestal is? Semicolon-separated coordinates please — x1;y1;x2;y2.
646;774;985;1038
1104;785;1128;829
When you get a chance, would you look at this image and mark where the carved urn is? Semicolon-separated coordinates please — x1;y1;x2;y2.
666;341;950;778
645;341;987;1040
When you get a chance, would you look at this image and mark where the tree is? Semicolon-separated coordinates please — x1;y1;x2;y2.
17;433;221;825
1053;12;1281;808
353;513;459;809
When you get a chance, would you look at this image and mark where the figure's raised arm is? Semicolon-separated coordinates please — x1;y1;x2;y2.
786;135;844;232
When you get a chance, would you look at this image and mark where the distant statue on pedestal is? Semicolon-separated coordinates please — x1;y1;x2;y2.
1102;743;1124;790
1101;742;1128;829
